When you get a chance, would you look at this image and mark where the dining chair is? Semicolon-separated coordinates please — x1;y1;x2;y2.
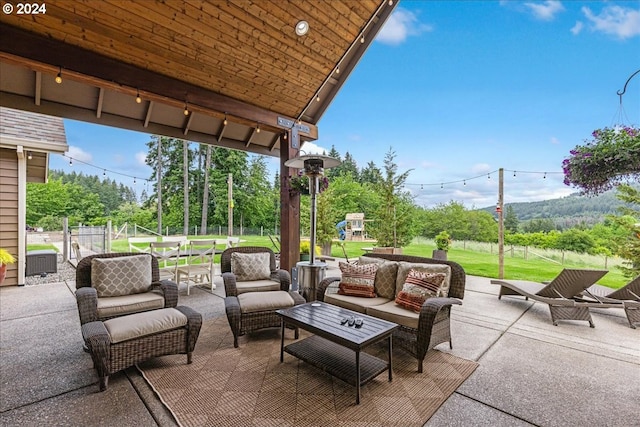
177;239;218;294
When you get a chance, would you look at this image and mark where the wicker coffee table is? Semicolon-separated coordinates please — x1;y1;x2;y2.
276;302;398;404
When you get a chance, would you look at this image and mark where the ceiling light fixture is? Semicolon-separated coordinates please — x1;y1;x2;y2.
295;20;309;36
55;67;62;84
135;89;142;104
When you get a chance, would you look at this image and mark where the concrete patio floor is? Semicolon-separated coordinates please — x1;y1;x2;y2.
1;258;638;426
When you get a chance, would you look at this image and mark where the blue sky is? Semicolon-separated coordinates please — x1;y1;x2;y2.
51;0;640;208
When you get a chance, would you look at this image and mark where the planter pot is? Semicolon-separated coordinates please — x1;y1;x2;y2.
432;249;448;261
300;254;310;262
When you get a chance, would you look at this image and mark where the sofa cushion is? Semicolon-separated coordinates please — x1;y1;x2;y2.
103;307;187;344
358;257;398;300
366;301;419;330
325;293;391;314
395;270;448;312
91;254;153;297
231;252;271;281
236;279;281;294
238;290;295;314
338;262;379;298
96;293;165;319
396;262;451;297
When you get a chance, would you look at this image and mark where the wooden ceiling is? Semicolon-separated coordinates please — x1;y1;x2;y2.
0;0;397;157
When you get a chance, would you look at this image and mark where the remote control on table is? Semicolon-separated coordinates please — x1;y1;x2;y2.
348;317;355;326
340;317;348;325
354;318;363;328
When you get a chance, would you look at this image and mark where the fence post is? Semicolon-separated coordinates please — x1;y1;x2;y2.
561;250;565;265
106;220;112;252
63;217;69;262
195;225;198;236
166;226;168;236
604;256;608;269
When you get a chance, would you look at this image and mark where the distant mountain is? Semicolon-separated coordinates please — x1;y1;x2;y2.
479;186;637;228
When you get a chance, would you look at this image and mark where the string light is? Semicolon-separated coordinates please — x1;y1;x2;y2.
407;169;562;190
543;172;547;179
55;67;62;84
103;169;106;177
487;173;491;179
256;123;261;133
223;113;228;126
183;102;189;116
388;0;393;5
316;94;320;102
283;132;288;140
335;66;340;74
513;170;517;177
360;34;365;43
60;153;150;188
27;152;33;160
135;89;141;104
440;183;443;189
421;184;423;190
69;158;73;166
463;180;466;186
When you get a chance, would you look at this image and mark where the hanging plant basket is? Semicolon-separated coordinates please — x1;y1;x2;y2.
563;126;640;195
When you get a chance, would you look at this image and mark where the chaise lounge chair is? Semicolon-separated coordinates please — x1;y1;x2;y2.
491;269;608;327
578;276;640;329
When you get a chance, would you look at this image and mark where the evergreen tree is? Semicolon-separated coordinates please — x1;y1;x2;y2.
504;205;519;233
360;161;382;185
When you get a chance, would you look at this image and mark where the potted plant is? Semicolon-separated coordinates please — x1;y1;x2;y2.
299;240;320;262
0;248;16;285
433;231;451;260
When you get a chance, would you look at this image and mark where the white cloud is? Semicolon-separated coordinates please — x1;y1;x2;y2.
582;5;640;39
524;0;565;21
571;21;584;35
66;145;92;162
135;151;148;166
377;8;432;46
471;163;492;174
300;141;329;155
550;136;560;145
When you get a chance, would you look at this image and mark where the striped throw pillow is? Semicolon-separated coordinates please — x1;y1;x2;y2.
338;262;379;298
395;269;447;312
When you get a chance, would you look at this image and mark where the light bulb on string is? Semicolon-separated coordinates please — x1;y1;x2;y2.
335;66;340;74
440;183;443;189
183;102;189;116
543;172;546;179
69;158;73;166
463;180;466;186
487;173;491;179
316;94;320;102
256;123;260;133
360;34;365;43
223;113;228;126
513;170;517;177
103;169;106;177
135;89;141;103
55;67;62;84
388;0;393;5
420;184;424;190
27;152;33;160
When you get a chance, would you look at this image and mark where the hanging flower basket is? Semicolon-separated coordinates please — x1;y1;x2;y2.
289;173;329;196
563;126;640;195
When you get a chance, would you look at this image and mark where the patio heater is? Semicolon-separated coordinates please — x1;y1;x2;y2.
285;154;341;301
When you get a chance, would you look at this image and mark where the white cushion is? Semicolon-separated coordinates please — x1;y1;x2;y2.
236;279;281;294
96;293;165;319
238;291;295;314
324;292;391;314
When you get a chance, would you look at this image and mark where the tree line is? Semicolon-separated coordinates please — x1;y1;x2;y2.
26;136;637;265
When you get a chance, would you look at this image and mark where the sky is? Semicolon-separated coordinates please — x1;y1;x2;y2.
50;0;640;209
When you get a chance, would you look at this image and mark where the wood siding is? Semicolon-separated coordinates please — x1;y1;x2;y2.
0;148;18;286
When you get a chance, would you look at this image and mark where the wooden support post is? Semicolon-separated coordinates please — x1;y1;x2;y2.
280;129;300;273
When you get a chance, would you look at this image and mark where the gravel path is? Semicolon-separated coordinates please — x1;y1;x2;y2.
24;253;76;286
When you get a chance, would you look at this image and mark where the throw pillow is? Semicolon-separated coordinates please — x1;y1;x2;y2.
338;262;379;298
231;252;271;281
395;269;447;312
395;262;452;297
92;254;153;297
357;257;398;300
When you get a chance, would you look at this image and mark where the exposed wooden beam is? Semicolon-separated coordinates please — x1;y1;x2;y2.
245;128;258;148
0;25;318;140
268;134;280;151
34;71;41;106
143;101;154;128
96;88;104;118
217;123;227;143
183;112;194;136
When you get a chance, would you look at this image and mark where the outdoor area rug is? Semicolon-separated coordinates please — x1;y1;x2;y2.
138;316;478;427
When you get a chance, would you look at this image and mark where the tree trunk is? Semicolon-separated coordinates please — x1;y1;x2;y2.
183;140;189;236
201;145;212;233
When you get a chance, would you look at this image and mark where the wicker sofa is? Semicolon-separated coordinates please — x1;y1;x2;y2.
316;254;466;373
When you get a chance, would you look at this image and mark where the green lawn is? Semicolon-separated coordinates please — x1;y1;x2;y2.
110;235;628;289
26;244;59;252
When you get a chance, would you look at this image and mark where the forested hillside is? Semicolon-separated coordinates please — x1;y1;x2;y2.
480;186;636;229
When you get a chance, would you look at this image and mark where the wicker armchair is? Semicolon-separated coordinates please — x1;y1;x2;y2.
75;252;179;326
316;254;466;373
221;246;291;296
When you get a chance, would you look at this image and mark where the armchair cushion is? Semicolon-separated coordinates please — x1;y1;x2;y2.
338;262;379;298
91;254;153;297
231;252;271;281
97;293;165;319
236;279;281;294
103;307;188;344
395;270;448;313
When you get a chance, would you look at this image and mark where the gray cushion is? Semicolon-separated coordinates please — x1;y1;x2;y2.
358;257;399;300
324;292;391;314
96;293;165;319
231;252;271;281
237;290;295;314
236;279;281;295
91;255;152;297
